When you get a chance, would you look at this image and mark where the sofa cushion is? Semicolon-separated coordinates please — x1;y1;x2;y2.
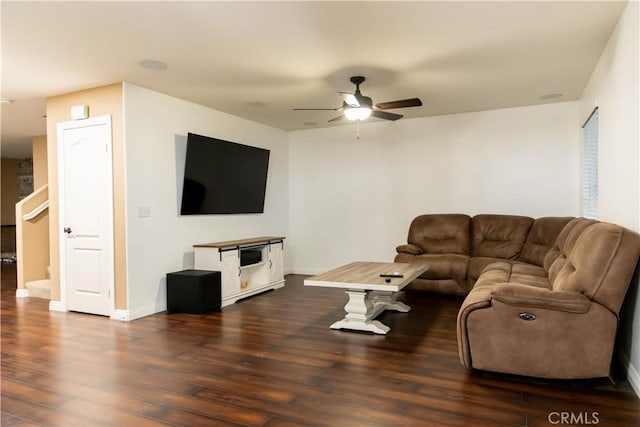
407;214;471;255
472;261;512;288
471;215;533;259
469;258;548;288
468;257;508;283
553;223;640;313
507;274;551;289
511;263;547;277
519;217;573;266
543;218;598;274
508;263;550;288
473;261;550;289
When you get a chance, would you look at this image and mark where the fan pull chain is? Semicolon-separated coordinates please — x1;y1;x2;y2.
356;120;361;140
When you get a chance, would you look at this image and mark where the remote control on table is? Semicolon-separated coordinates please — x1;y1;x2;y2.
380;273;404;278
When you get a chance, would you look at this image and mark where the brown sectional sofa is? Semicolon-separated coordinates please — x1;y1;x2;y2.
395;214;640;379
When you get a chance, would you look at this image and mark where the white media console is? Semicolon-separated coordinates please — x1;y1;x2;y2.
193;236;285;307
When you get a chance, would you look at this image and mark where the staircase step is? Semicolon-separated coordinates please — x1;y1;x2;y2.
26;279;51;300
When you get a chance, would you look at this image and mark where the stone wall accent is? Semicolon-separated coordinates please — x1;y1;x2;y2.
17;158;34;200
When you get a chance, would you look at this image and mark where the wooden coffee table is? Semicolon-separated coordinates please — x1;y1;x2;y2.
304;262;428;334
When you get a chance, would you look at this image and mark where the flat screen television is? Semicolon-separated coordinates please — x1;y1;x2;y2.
180;133;270;215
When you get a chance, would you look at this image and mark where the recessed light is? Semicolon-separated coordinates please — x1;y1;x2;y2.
303;121;318;127
540;93;563;100
138;59;168;70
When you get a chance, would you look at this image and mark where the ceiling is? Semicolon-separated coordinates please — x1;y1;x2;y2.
0;1;628;158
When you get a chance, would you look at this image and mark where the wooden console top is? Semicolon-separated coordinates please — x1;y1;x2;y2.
193;236;285;249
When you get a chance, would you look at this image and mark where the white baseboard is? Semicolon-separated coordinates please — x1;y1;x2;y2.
125;301;167;321
46;304;158;321
618;350;640;398
111;309;130;321
15;288;29;298
49;300;67;312
59;302;167;322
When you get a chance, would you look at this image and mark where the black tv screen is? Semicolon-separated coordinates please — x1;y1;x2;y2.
180;133;270;215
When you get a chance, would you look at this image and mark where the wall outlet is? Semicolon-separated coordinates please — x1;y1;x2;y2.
138;206;151;217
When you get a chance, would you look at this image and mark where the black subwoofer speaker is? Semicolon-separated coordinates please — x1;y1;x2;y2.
166;269;221;314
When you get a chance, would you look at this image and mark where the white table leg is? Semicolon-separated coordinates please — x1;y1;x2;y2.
330;289;410;335
372;291;411;312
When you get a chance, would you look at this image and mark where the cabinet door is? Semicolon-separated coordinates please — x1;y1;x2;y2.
220;250;241;298
268;243;284;282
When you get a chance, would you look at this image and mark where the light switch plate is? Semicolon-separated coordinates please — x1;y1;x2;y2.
138;206;151;217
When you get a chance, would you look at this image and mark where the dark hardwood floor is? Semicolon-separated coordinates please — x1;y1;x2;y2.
2;263;639;426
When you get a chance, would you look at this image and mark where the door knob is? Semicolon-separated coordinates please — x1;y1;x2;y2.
63;227;72;234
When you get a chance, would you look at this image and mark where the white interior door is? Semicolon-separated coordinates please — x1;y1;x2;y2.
58;115;114;316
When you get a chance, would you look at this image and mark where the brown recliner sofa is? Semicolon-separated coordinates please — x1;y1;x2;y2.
395;214;640;379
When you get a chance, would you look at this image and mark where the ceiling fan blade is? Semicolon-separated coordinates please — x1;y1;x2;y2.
374;98;422;110
371;110;403;121
328;115;345;122
293;107;341;111
338;92;360;107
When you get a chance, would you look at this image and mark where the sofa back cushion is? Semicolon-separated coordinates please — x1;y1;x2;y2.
552;223;640;313
471;215;533;260
519;217;573;266
407;214;471;255
544;218;598;281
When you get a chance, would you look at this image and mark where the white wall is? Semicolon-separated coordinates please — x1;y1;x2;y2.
289;101;580;274
580;1;640;395
123;83;289;319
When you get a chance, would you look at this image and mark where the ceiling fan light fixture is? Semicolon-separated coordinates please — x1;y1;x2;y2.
293;75;422;124
344;106;372;121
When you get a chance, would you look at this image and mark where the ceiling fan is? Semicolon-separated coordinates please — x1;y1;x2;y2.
294;76;422;122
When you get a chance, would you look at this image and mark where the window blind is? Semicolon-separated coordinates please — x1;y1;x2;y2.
582;107;599;219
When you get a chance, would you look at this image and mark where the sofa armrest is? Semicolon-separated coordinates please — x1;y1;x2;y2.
396;244;424;255
457;287;492;368
491;283;592;314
